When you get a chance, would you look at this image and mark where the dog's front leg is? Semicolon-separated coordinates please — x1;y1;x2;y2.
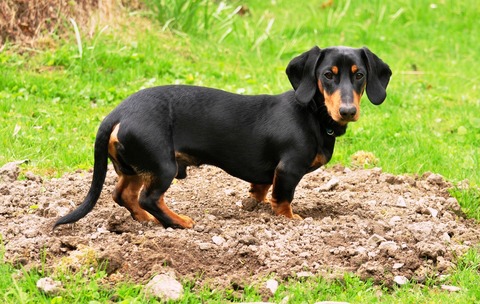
269;164;303;220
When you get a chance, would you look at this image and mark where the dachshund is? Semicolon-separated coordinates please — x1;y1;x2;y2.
54;46;391;229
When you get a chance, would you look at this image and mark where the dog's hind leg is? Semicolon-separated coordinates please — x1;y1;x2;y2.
248;184;271;203
138;171;195;229
109;123;159;223
112;173;159;223
134;146;194;229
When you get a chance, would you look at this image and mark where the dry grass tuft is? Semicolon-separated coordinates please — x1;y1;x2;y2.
0;0;143;48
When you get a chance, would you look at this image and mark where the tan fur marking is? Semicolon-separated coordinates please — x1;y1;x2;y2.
108;123;121;162
310;153;328;169
249;184;271;203
351;64;358;74
270;197;302;219
317;79;324;94
175;151;201;166
352;90;362;121
324;89;347;125
331;66;339;75
113;174;159;223
156;195;195;228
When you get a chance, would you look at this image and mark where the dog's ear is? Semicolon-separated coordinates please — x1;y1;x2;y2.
362;47;392;105
286;46;322;106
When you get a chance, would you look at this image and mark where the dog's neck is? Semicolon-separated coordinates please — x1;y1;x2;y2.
311;94;347;137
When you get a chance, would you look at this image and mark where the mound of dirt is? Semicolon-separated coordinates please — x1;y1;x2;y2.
1;162;479;288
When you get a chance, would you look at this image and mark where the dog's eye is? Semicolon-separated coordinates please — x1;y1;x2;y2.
355;72;364;80
324;72;334;80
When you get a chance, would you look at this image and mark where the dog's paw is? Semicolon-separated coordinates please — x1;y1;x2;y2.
176;214;195;229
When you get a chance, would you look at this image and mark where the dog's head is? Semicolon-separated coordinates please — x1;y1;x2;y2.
286;46;392;125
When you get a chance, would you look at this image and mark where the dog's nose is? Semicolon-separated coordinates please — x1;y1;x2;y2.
339;105;357;120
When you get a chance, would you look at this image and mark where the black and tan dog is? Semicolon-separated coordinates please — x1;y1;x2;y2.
54;46;391;229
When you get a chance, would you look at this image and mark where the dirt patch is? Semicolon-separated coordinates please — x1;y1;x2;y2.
1;162;479;288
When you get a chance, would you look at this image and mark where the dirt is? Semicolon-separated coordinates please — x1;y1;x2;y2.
1;161;479;289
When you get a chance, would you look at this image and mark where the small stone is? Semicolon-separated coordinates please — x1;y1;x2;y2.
428;207;439;218
367;234;386;247
241;198;258;211
25;228;39;238
437;256;454;272
265;279;278;294
415;241;445;260
144;274;184;301
427;173;444;185
441;285;461;292
36;277;63;295
440;232;451;243
317;177;340;191
388;216;401;226
392;263;404;269
407;222;434;241
199;243;213;250
396;196;407;208
379;241;398;254
212;236;226;245
299;252;311;258
393;275;408;285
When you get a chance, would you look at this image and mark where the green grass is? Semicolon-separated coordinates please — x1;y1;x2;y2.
1;0;480;302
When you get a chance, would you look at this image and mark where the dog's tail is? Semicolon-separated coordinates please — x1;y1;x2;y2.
53;115;118;229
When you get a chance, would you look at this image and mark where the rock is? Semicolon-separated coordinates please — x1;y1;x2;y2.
212;235;226;245
388;216;401;226
436;256;454;272
367;234;386;247
265;278;278;294
199;243;213;250
396;196;407;208
242;197;258;211
426;173;445;185
415;241;445;260
144;274;184;301
392;263;404;269
393;275;408;285
36;277;63;295
441;285;461;292
407;222;434;241
317;177;340;191
440;232;451;243
427;207;438;218
0;161;24;182
378;241;398;254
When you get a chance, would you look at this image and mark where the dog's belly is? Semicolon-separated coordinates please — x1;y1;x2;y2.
176;148;276;184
